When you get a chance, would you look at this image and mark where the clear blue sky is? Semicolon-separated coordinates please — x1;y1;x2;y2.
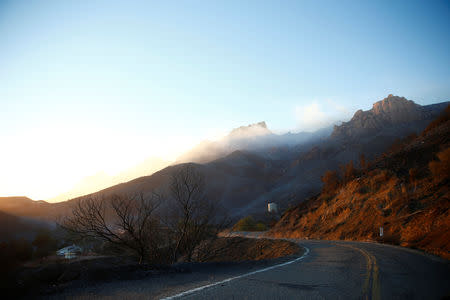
1;0;449;199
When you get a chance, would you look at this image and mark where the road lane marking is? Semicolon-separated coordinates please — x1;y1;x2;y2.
160;247;310;300
337;243;380;300
371;255;381;300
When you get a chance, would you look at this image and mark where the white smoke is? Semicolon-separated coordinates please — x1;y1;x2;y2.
295;100;350;132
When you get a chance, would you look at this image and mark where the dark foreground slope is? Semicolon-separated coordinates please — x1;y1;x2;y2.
269;106;450;259
0;210;52;241
6;237;299;299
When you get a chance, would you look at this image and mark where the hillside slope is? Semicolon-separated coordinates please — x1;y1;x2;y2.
0;197;69;220
269;106;450;259
3;96;448;222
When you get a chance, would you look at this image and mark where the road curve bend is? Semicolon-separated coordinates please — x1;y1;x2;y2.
163;240;450;300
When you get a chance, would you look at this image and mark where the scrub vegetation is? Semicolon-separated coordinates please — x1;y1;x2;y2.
232;216;268;232
270;106;450;259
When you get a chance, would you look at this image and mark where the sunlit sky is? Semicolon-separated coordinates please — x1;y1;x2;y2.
1;0;449;200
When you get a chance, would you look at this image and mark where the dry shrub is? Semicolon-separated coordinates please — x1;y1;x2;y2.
358;185;370;194
233;216;267;231
369;169;391;191
340;161;358;184
321;170;340;193
429;147;450;183
192;237;300;262
409;168;418;185
379;232;401;245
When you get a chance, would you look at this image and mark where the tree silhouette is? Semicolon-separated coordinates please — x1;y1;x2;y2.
167;164;229;263
62;192;163;263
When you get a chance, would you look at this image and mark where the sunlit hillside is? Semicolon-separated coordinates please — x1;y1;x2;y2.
270;106;450;259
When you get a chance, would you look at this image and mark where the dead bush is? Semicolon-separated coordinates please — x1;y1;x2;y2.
429;147;450;183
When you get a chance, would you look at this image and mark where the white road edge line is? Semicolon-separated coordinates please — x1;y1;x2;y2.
160;246;310;300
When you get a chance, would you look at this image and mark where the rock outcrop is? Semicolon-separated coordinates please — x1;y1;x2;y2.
228;121;271;139
332;95;427;139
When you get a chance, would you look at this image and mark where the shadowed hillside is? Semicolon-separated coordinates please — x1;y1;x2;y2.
0;211;41;241
269;106;450;259
0;197;70;220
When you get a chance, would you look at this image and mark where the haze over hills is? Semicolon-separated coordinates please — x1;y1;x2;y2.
2;95;447;223
49;121;328;202
0;196;69;220
50;157;170;202
176;121;332;164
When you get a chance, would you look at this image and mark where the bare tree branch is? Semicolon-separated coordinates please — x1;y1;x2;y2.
167;164;229;263
60;192;163;263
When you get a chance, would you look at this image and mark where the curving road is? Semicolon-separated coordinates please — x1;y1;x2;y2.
51;239;450;299
162;240;450;300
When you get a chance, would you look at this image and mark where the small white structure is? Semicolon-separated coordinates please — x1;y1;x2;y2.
57;244;82;259
268;202;278;213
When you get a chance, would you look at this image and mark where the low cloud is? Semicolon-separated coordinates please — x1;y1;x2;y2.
295;100;350;132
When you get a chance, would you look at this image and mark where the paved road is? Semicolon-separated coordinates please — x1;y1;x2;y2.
163;240;450;300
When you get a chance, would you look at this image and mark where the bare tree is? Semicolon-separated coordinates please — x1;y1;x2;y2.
61;192;163;264
167;164;228;263
62;165;228;264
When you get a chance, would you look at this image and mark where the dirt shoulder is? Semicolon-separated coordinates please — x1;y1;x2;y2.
192;237;302;262
9;237;302;299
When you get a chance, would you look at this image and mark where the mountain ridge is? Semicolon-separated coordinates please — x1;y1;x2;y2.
176;121;330;164
332;95;448;139
2;96;448;221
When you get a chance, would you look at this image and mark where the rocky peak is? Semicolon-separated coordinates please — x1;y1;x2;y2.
371;95;420;119
175;121;272;164
228;121;271;139
332;95;425;139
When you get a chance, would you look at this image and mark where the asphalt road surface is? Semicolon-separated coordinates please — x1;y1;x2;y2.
161;240;450;300
50;240;449;300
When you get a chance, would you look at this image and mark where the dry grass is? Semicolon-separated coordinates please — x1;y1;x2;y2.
191;237;302;262
270;171;449;259
269;109;450;259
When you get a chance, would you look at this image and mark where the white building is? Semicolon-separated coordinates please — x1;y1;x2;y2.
56;244;82;259
268;202;278;213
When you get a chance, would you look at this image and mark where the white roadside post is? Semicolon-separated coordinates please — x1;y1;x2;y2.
379;226;383;237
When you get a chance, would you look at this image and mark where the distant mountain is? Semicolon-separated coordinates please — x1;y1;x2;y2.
332;95;448;139
0;197;68;220
176;121;331;164
50;157;170;202
228;121;272;138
